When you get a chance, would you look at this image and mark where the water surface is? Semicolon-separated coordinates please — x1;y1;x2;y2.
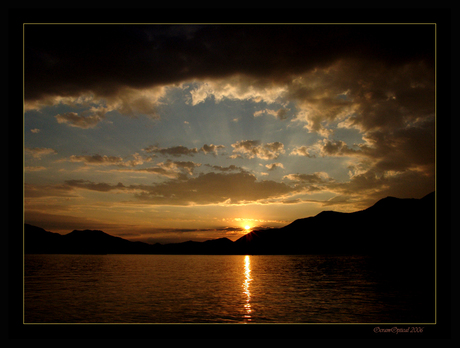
24;254;434;323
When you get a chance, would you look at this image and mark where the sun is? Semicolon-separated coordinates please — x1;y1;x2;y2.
244;225;251;231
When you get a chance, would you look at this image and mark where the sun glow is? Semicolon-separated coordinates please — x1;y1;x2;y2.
244;225;251;231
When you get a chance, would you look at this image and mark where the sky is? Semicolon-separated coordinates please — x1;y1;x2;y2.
23;23;436;244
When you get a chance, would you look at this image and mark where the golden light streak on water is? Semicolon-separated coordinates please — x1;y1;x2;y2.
243;255;252;322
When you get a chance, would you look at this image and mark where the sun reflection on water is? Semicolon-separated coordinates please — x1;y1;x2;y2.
243;255;252;322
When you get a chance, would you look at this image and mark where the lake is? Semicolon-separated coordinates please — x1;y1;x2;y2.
24;254;435;324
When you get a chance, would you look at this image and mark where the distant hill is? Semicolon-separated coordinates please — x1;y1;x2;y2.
24;225;154;254
24;192;435;258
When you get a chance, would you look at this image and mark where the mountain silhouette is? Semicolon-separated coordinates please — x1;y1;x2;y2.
24;225;154;254
24;191;435;258
235;191;435;257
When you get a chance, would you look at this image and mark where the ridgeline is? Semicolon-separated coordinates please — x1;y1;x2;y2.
24;192;435;259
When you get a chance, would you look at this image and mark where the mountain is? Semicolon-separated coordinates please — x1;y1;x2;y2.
235;191;435;258
24;192;435;257
23;225;234;255
24;224;66;254
24;225;155;254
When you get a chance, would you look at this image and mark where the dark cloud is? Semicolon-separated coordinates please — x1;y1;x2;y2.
276;108;289;120
65;179;126;192
363;119;435;173
25;24;434;103
205;164;246;172
143;144;199;157
133;172;299;205
296;117;435;179
254;107;290;120
285;56;434;137
142;144;225;157
50;171;300;205
318;139;361;157
328;168;434;206
265;163;284;171
200;144;225;155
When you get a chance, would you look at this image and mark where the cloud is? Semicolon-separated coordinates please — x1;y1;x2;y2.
28;86;166;130
135;167;185;179
42;171;301;206
125;153;148;167
316;139;362;157
134;160;202;179
290;117;435;182
25;147;57;159
205;164;246;172
55;111;105;129
188;57;434;142
25;24;433;106
279;118;434;208
189;77;287;106
142;144;225;157
283;172;332;184
289;146;315;158
24;183;78;198
200;144;225;155
327;168;434;206
290;139;370;160
157;160;201;176
231;140;285;160
337;119;434;175
57;151;202;178
23;24;435;214
64;154;125;165
362;119;435;173
133;172;300;205
58;152;151;168
320;195;355;208
265;163;284;171
25;166;47;172
254;108;290;120
103;86;165;118
143;144;199;157
288;58;434;135
24;24;435;182
64;180;126;192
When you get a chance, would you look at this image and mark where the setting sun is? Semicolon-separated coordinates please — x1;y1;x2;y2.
244;225;251;231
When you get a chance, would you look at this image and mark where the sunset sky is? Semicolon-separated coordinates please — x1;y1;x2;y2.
23;23;436;244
